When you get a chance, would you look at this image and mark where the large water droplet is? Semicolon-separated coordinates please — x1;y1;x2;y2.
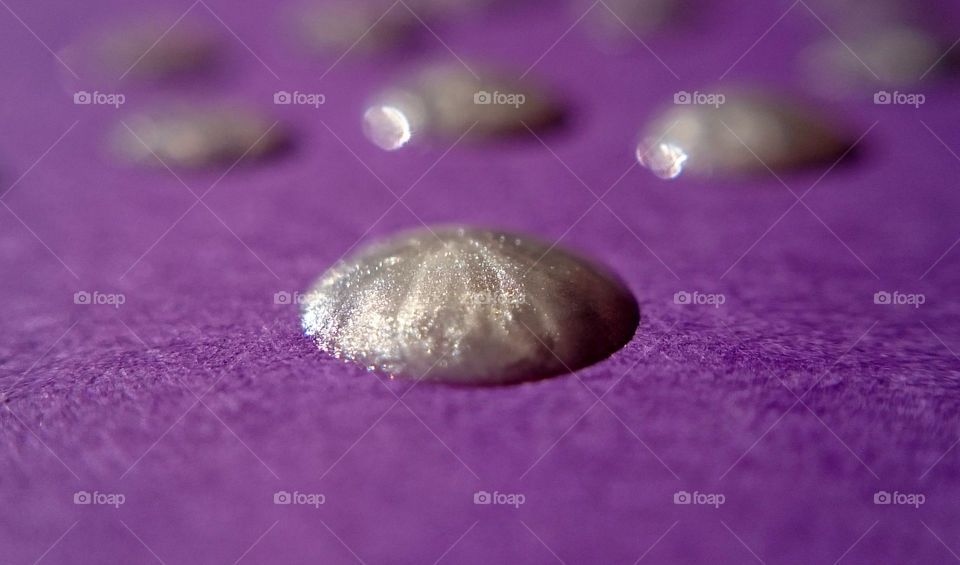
302;226;639;384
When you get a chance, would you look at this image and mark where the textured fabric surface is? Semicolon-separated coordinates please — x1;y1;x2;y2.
2;1;960;563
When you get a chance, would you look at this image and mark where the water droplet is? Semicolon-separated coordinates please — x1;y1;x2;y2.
637;89;850;178
301;226;639;384
61;17;219;83
114;107;288;168
579;0;682;43
293;2;417;55
362;64;564;149
801;26;947;93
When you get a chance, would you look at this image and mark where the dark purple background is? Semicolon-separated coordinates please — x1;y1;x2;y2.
2;1;960;563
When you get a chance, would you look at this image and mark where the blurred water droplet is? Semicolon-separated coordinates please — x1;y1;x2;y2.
637;89;851;178
114;107;288;168
362;64;564;149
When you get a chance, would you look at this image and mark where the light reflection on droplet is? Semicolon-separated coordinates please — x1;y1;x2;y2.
362;105;413;151
636;139;688;179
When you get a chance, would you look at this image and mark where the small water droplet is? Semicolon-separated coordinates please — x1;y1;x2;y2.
60;16;220;83
293;2;417;55
801;26;948;94
637;89;850;178
363;64;564;149
114;106;289;168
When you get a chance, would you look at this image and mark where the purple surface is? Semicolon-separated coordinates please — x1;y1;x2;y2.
2;1;960;563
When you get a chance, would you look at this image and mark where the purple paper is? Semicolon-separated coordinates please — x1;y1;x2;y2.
2;0;959;563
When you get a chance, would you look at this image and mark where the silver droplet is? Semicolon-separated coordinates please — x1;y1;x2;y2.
363;64;564;150
114;107;288;168
637;90;850;179
801;26;946;94
301;226;639;385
